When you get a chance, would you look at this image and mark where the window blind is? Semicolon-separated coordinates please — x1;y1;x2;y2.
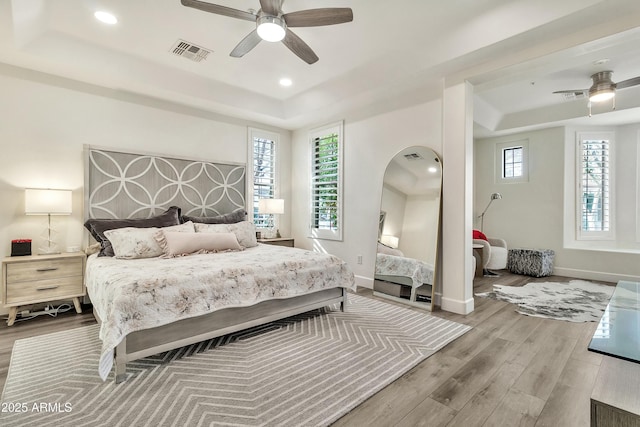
312;133;339;231
580;139;609;232
253;136;276;228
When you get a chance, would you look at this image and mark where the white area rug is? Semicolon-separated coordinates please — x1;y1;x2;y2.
0;294;470;427
476;280;615;322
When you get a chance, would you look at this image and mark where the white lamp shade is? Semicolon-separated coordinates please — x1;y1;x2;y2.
258;198;284;215
25;189;72;215
380;234;399;248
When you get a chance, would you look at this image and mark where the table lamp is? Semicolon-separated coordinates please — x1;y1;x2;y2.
258;198;284;238
25;188;72;254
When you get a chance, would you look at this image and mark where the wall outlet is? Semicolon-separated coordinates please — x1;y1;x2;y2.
357;255;363;264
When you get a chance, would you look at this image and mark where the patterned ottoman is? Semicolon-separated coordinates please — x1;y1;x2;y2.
507;248;555;277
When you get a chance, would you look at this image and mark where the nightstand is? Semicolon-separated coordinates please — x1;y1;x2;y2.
2;252;86;326
257;237;295;247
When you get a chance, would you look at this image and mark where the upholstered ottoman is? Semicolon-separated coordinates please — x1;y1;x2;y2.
507;248;555;277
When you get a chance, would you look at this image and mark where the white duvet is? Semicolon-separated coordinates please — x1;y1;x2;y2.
85;244;355;380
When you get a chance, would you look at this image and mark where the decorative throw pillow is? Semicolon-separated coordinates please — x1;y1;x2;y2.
84;206;182;257
181;208;246;224
105;222;195;259
228;221;258;248
155;231;242;257
194;221;258;248
473;229;488;241
194;223;230;234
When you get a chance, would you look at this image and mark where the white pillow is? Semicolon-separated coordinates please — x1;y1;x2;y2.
155;231;242;257
377;242;404;257
104;222;195;259
195;221;258;248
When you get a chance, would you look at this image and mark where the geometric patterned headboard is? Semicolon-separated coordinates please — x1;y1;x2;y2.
84;146;246;219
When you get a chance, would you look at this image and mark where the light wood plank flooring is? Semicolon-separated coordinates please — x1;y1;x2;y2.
0;273;613;426
336;272;614;427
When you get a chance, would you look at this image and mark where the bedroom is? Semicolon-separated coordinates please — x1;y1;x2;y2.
1;0;640;425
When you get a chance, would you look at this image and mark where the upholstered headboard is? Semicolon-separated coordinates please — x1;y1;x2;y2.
84;146;246;220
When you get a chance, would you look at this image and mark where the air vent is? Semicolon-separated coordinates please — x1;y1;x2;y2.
171;40;211;62
561;91;586;102
403;153;424;161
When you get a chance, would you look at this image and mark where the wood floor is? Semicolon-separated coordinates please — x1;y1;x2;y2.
0;272;613;426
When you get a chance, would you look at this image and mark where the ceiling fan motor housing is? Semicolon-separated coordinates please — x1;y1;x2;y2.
589;71;616;101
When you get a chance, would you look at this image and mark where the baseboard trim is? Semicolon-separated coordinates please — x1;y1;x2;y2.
441;296;474;315
553;267;640;283
354;275;373;289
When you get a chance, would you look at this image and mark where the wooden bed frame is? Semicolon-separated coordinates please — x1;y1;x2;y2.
94;287;347;383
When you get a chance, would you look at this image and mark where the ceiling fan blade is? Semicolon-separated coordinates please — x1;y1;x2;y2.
181;0;257;22
615;76;640;89
283;8;353;27
259;0;281;16
282;30;319;64
230;30;262;58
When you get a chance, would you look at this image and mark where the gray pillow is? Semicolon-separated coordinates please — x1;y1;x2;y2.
181;208;246;225
84;206;181;257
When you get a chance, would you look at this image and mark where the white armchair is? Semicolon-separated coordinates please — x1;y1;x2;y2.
473;237;508;273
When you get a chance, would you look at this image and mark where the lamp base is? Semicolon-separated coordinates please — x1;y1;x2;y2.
38;248;61;255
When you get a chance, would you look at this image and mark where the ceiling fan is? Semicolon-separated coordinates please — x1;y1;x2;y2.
180;0;353;64
553;70;640;115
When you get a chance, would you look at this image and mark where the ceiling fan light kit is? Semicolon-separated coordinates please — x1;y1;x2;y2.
256;15;286;42
181;0;353;64
588;71;615;102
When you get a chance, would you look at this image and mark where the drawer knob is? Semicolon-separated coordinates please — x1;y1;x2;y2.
36;286;59;291
36;267;59;272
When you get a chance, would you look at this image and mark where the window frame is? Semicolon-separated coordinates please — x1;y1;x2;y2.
575;131;615;241
495;139;529;183
247;127;279;230
309;121;344;241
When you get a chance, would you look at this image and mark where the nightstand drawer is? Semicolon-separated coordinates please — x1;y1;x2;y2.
5;257;83;283
6;276;83;305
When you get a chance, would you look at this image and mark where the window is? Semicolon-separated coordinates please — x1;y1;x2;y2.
577;132;614;239
495;140;528;183
248;128;278;229
310;122;343;240
503;146;523;178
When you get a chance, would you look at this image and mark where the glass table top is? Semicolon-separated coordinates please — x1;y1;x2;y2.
588;281;640;363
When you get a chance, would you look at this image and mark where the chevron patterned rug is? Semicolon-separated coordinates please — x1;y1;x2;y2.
1;294;470;427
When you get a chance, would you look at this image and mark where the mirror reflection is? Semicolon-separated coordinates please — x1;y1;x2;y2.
373;146;442;311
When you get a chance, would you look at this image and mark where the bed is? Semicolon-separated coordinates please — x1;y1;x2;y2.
83;147;355;382
373;243;434;309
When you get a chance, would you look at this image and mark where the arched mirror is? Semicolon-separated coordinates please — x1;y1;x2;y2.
373;146;442;311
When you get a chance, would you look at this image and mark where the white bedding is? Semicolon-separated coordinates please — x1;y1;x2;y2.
375;253;434;288
85;244;356;380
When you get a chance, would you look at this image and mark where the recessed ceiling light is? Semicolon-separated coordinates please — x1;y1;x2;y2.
94;11;118;25
428;167;438;173
279;78;293;87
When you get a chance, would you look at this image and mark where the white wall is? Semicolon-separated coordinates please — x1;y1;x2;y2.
290;101;443;289
380;184;406;242
0;68;292;267
475;126;640;282
401;195;439;263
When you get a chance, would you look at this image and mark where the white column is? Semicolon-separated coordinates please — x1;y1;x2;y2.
441;81;474;314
